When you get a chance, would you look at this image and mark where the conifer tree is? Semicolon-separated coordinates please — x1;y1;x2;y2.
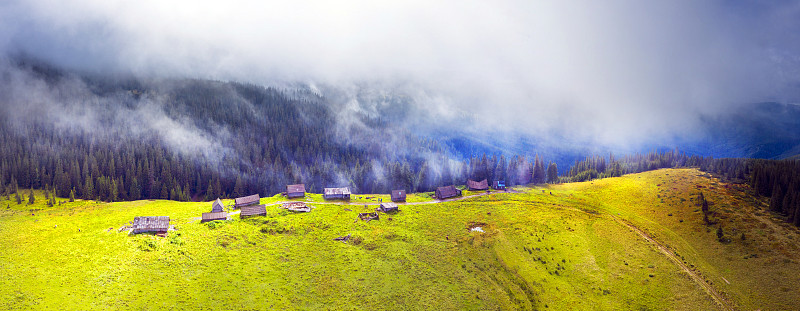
110;179;119;202
770;185;784;212
28;188;35;205
69;188;75;202
129;177;140;201
183;182;191;201
532;155;546;184
205;182;215;201
15;191;22;205
84;177;94;200
233;176;245;198
783;187;794;216
793;192;800;227
547;162;558;184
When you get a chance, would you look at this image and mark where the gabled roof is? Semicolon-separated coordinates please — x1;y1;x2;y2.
235;194;260;206
240;204;267;217
436;185;460;198
380;202;399;212
132;216;170;231
467;179;489;190
202;212;227;222
212;198;224;212
287;184;306;193
324;187;351;195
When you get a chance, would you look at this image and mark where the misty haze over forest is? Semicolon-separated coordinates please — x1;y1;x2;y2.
1;1;800;200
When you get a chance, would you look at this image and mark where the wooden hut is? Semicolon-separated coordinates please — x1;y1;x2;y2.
323;187;351;200
201;212;227;222
435;185;462;200
467;179;489;191
493;180;506;190
131;216;170;234
391;190;407;202
234;194;260;208
379;202;399;213
282;201;310;213
240;204;267;218
286;184;306;199
211;198;225;212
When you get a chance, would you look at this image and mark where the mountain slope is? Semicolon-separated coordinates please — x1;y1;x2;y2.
3;169;798;310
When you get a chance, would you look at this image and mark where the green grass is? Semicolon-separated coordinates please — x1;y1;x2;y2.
1;169;796;310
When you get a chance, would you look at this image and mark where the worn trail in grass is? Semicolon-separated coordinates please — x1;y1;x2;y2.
550;168;800;310
2;169;795;310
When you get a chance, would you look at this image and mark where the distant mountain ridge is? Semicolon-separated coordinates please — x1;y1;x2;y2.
680;102;800;160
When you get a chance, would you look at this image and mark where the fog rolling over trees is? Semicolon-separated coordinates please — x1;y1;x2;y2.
0;59;558;201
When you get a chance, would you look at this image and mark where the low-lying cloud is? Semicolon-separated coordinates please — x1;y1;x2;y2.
2;0;800;148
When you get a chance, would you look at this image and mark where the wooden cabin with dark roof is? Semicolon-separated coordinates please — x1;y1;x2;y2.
131;216;170;234
286;184;306;199
240;204;267;218
379;202;399;213
467;179;489;191
435;185;462;200
211;198;225;212
201;212;227;222
391;190;406;202
323;187;351;200
234;194;260;208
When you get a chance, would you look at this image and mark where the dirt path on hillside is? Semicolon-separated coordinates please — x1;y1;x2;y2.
612;216;733;311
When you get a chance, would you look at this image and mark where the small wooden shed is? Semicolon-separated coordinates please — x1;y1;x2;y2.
379;202;399;213
201;212;227;222
240;204;267;218
286;184;306;199
131;216;170;234
282;201;310;213
467;179;489;191
435;185;462;200
211;198;225;212
391;190;406;202
234;194;260;208
493;181;506;190
323;187;351;200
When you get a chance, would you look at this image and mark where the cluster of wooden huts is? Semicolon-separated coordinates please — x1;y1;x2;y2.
131;178;509;236
201;198;228;222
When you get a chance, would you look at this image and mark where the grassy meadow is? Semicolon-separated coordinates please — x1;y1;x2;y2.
0;168;797;310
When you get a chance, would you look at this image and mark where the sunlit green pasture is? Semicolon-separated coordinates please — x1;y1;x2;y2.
3;169;796;310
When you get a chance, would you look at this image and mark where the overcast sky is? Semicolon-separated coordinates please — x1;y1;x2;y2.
1;0;799;147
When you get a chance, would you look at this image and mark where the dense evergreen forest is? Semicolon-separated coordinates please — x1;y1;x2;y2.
567;150;800;227
0;60;553;202
2;60;799;229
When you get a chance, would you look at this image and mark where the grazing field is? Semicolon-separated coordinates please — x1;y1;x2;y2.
0;168;797;310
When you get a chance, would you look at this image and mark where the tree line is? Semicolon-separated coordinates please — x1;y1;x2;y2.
0;65;561;203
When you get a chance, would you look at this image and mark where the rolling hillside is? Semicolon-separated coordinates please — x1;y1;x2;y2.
0;168;798;310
